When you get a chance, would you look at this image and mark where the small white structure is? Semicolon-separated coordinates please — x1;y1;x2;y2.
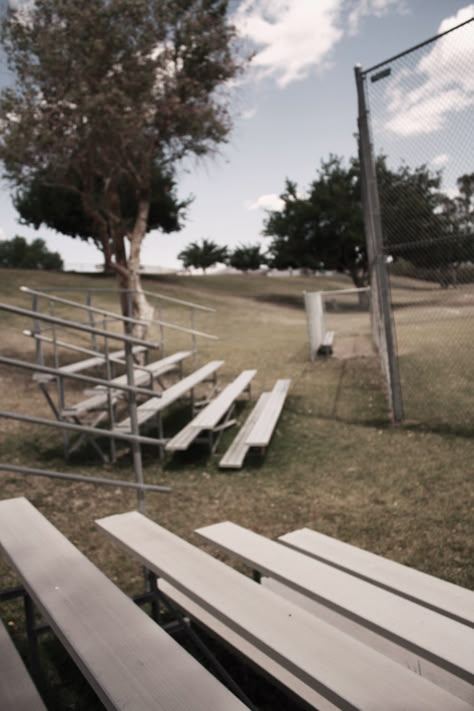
303;291;327;361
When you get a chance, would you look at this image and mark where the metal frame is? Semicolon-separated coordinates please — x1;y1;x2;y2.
354;64;403;423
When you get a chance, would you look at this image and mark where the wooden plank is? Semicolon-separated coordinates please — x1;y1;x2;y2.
196;522;474;704
114;361;224;432
245;379;291;447
96;510;472;711
191;370;256;430
280;527;474;628
0;618;46;711
219;393;271;469
0;498;246;711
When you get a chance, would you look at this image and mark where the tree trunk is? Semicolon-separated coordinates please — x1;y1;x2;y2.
125;198;154;339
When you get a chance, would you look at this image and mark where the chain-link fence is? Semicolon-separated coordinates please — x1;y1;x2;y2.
357;15;474;434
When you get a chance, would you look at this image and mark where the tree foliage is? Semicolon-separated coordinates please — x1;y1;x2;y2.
264;156;367;288
0;0;244;323
264;155;473;289
0;235;63;270
178;238;228;273
228;243;266;272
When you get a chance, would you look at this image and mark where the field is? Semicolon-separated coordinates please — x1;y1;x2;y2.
0;268;473;708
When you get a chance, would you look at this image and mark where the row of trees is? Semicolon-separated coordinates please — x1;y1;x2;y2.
0;235;63;270
178;239;265;273
262;156;474;290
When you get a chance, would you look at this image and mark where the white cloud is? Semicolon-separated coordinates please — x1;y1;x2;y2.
347;0;408;34
234;0;406;88
431;153;449;168
244;193;284;211
383;5;474;136
241;107;257;120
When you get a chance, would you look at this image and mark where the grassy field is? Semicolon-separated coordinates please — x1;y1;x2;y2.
0;268;473;708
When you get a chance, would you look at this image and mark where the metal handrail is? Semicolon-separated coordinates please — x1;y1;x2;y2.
0;302;160;349
21;286;218;340
37;285;216;312
0;462;170;493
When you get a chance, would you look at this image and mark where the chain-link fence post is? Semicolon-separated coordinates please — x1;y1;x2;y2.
355;64;403;423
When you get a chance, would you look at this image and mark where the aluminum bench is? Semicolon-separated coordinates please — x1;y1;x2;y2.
113;360;224;435
197;521;474;706
219;379;291;468
165;369;256;453
33;345;148;384
0;498;246;711
317;331;335;356
0;617;46;711
96;510;471;711
278;527;474;628
63;351;192;418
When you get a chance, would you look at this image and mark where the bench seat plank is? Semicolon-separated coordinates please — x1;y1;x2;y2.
96;511;471;711
158;580;338;711
196;522;474;704
114;360;224;433
165;370;256;452
0;618;46;711
191;370;256;430
63;351;192;417
33;346;148;383
219;393;271;469
245;379;291;447
279;527;474;628
0;498;246;711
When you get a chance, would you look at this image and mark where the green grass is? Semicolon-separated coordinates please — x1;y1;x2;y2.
0;268;473;709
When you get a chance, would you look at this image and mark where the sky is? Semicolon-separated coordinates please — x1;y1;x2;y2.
0;0;472;271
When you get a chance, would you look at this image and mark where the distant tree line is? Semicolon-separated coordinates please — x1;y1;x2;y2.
263;156;474;289
179;158;474;286
178;239;267;273
0;235;63;270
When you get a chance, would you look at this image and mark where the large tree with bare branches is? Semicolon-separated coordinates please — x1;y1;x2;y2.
0;0;243;328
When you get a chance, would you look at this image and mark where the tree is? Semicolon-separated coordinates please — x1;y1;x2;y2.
264;156;368;299
264;155;468;295
0;0;244;330
14;165;189;268
376;162;474;286
178;238;227;273
228;243;266;272
0;235;63;270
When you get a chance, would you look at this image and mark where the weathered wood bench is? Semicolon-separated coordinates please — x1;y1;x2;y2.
197;521;474;706
0;498;246;711
96;510;471;711
114;360;224;436
219;379;291;469
0;617;46;711
166;369;256;453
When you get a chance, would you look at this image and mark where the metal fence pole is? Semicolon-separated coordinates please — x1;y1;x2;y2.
126;290;146;513
355;64;403;423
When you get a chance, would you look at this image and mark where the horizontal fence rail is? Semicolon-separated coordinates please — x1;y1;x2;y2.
0;462;171;493
0;356;164;400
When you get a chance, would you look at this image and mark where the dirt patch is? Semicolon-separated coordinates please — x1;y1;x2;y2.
333;334;375;360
